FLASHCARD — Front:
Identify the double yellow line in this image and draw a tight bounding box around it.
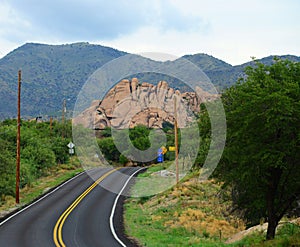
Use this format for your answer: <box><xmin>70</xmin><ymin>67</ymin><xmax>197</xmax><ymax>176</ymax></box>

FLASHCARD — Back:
<box><xmin>53</xmin><ymin>168</ymin><xmax>119</xmax><ymax>247</ymax></box>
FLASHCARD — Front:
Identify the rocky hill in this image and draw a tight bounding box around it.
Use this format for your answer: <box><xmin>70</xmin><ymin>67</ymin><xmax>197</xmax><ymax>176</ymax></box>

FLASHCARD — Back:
<box><xmin>73</xmin><ymin>78</ymin><xmax>218</xmax><ymax>129</ymax></box>
<box><xmin>0</xmin><ymin>42</ymin><xmax>299</xmax><ymax>119</ymax></box>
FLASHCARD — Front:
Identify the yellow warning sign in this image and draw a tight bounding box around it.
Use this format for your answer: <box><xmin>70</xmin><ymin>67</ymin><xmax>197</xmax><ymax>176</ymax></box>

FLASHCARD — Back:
<box><xmin>161</xmin><ymin>146</ymin><xmax>168</xmax><ymax>154</ymax></box>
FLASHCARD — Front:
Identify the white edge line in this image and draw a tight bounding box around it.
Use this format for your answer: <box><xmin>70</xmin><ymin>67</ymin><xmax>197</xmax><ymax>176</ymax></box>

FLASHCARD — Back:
<box><xmin>0</xmin><ymin>170</ymin><xmax>87</xmax><ymax>226</ymax></box>
<box><xmin>109</xmin><ymin>167</ymin><xmax>145</xmax><ymax>247</ymax></box>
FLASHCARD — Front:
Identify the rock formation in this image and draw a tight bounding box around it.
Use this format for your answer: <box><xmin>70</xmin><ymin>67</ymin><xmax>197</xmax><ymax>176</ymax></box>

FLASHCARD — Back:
<box><xmin>73</xmin><ymin>78</ymin><xmax>218</xmax><ymax>129</ymax></box>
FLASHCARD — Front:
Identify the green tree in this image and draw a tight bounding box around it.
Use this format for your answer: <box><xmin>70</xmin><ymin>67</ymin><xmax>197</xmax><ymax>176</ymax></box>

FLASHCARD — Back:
<box><xmin>195</xmin><ymin>103</ymin><xmax>211</xmax><ymax>167</ymax></box>
<box><xmin>50</xmin><ymin>137</ymin><xmax>70</xmax><ymax>164</ymax></box>
<box><xmin>97</xmin><ymin>125</ymin><xmax>165</xmax><ymax>164</ymax></box>
<box><xmin>22</xmin><ymin>144</ymin><xmax>56</xmax><ymax>177</ymax></box>
<box><xmin>97</xmin><ymin>137</ymin><xmax>120</xmax><ymax>162</ymax></box>
<box><xmin>52</xmin><ymin>120</ymin><xmax>72</xmax><ymax>139</ymax></box>
<box><xmin>220</xmin><ymin>59</ymin><xmax>300</xmax><ymax>240</ymax></box>
<box><xmin>129</xmin><ymin>125</ymin><xmax>151</xmax><ymax>151</ymax></box>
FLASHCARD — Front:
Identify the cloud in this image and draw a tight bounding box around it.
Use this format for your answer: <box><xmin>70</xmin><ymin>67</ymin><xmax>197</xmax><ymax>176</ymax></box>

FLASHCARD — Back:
<box><xmin>5</xmin><ymin>0</ymin><xmax>145</xmax><ymax>40</ymax></box>
<box><xmin>0</xmin><ymin>0</ymin><xmax>299</xmax><ymax>64</ymax></box>
<box><xmin>141</xmin><ymin>0</ymin><xmax>209</xmax><ymax>33</ymax></box>
<box><xmin>4</xmin><ymin>0</ymin><xmax>205</xmax><ymax>41</ymax></box>
<box><xmin>0</xmin><ymin>2</ymin><xmax>32</xmax><ymax>42</ymax></box>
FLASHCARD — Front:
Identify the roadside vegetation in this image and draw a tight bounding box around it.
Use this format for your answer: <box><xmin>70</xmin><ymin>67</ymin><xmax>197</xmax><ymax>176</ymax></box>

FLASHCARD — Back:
<box><xmin>0</xmin><ymin>58</ymin><xmax>299</xmax><ymax>245</ymax></box>
<box><xmin>233</xmin><ymin>222</ymin><xmax>300</xmax><ymax>247</ymax></box>
<box><xmin>97</xmin><ymin>124</ymin><xmax>178</xmax><ymax>166</ymax></box>
<box><xmin>123</xmin><ymin>58</ymin><xmax>300</xmax><ymax>246</ymax></box>
<box><xmin>218</xmin><ymin>58</ymin><xmax>300</xmax><ymax>240</ymax></box>
<box><xmin>124</xmin><ymin>165</ymin><xmax>244</xmax><ymax>246</ymax></box>
<box><xmin>124</xmin><ymin>165</ymin><xmax>300</xmax><ymax>246</ymax></box>
<box><xmin>0</xmin><ymin>157</ymin><xmax>82</xmax><ymax>214</ymax></box>
<box><xmin>0</xmin><ymin>119</ymin><xmax>82</xmax><ymax>210</ymax></box>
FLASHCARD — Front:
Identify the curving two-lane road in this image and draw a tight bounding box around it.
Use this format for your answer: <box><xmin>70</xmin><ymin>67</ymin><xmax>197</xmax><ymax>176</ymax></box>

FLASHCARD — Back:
<box><xmin>0</xmin><ymin>167</ymin><xmax>142</xmax><ymax>247</ymax></box>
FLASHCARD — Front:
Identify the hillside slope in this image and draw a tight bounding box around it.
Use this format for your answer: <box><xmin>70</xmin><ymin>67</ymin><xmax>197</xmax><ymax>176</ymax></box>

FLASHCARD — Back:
<box><xmin>184</xmin><ymin>54</ymin><xmax>300</xmax><ymax>89</ymax></box>
<box><xmin>0</xmin><ymin>42</ymin><xmax>126</xmax><ymax>118</ymax></box>
<box><xmin>0</xmin><ymin>42</ymin><xmax>299</xmax><ymax>119</ymax></box>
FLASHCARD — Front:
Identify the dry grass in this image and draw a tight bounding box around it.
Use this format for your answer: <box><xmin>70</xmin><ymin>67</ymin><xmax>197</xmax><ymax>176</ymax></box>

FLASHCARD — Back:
<box><xmin>158</xmin><ymin>179</ymin><xmax>244</xmax><ymax>239</ymax></box>
<box><xmin>125</xmin><ymin>173</ymin><xmax>246</xmax><ymax>245</ymax></box>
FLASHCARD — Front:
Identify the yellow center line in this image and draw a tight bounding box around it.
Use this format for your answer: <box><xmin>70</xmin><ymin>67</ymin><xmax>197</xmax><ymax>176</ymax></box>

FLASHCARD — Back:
<box><xmin>53</xmin><ymin>168</ymin><xmax>120</xmax><ymax>247</ymax></box>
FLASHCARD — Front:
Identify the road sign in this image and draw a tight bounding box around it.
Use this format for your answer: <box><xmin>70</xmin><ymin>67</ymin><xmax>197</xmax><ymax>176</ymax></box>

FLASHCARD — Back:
<box><xmin>161</xmin><ymin>146</ymin><xmax>167</xmax><ymax>154</ymax></box>
<box><xmin>169</xmin><ymin>146</ymin><xmax>175</xmax><ymax>151</ymax></box>
<box><xmin>67</xmin><ymin>142</ymin><xmax>75</xmax><ymax>149</ymax></box>
<box><xmin>157</xmin><ymin>148</ymin><xmax>164</xmax><ymax>163</ymax></box>
<box><xmin>67</xmin><ymin>142</ymin><xmax>75</xmax><ymax>155</ymax></box>
<box><xmin>157</xmin><ymin>155</ymin><xmax>163</xmax><ymax>163</ymax></box>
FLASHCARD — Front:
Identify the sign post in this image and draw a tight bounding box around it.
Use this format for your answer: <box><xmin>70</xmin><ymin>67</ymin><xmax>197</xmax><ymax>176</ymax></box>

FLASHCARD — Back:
<box><xmin>157</xmin><ymin>148</ymin><xmax>164</xmax><ymax>163</ymax></box>
<box><xmin>67</xmin><ymin>142</ymin><xmax>75</xmax><ymax>155</ymax></box>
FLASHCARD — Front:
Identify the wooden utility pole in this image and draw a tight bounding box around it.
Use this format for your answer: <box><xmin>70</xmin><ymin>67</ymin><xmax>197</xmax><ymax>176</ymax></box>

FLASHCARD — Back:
<box><xmin>62</xmin><ymin>99</ymin><xmax>66</xmax><ymax>139</ymax></box>
<box><xmin>16</xmin><ymin>70</ymin><xmax>21</xmax><ymax>204</ymax></box>
<box><xmin>62</xmin><ymin>99</ymin><xmax>66</xmax><ymax>124</ymax></box>
<box><xmin>50</xmin><ymin>116</ymin><xmax>53</xmax><ymax>136</ymax></box>
<box><xmin>174</xmin><ymin>96</ymin><xmax>179</xmax><ymax>183</ymax></box>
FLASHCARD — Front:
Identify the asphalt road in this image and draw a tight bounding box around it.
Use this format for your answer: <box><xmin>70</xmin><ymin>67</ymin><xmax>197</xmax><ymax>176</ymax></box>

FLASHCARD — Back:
<box><xmin>0</xmin><ymin>167</ymin><xmax>142</xmax><ymax>247</ymax></box>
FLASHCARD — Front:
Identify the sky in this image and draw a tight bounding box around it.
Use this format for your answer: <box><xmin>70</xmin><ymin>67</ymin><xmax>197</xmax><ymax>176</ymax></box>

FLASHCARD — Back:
<box><xmin>0</xmin><ymin>0</ymin><xmax>299</xmax><ymax>65</ymax></box>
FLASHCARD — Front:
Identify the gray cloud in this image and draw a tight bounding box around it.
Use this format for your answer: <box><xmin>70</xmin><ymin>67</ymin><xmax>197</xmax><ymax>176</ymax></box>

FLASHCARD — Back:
<box><xmin>6</xmin><ymin>0</ymin><xmax>204</xmax><ymax>41</ymax></box>
<box><xmin>3</xmin><ymin>0</ymin><xmax>298</xmax><ymax>64</ymax></box>
<box><xmin>8</xmin><ymin>0</ymin><xmax>147</xmax><ymax>40</ymax></box>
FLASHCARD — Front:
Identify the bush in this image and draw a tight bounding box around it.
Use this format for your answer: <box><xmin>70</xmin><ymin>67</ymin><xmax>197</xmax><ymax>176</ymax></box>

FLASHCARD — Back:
<box><xmin>22</xmin><ymin>145</ymin><xmax>56</xmax><ymax>177</ymax></box>
<box><xmin>0</xmin><ymin>119</ymin><xmax>73</xmax><ymax>200</ymax></box>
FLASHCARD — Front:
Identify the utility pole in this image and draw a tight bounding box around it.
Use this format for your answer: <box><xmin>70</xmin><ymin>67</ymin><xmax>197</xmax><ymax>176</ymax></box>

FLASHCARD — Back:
<box><xmin>174</xmin><ymin>96</ymin><xmax>179</xmax><ymax>183</ymax></box>
<box><xmin>50</xmin><ymin>116</ymin><xmax>53</xmax><ymax>136</ymax></box>
<box><xmin>16</xmin><ymin>70</ymin><xmax>21</xmax><ymax>204</ymax></box>
<box><xmin>62</xmin><ymin>99</ymin><xmax>66</xmax><ymax>139</ymax></box>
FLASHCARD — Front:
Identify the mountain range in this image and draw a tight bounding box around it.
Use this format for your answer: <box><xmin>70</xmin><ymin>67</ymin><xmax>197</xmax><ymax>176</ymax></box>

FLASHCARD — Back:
<box><xmin>0</xmin><ymin>42</ymin><xmax>299</xmax><ymax>119</ymax></box>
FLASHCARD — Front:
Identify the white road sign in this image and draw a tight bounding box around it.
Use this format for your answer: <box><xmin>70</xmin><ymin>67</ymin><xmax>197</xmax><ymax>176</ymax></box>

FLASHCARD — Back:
<box><xmin>67</xmin><ymin>142</ymin><xmax>75</xmax><ymax>149</ymax></box>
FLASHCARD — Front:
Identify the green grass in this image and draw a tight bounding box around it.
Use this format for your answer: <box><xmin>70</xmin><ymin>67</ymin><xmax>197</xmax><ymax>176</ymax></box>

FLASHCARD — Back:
<box><xmin>21</xmin><ymin>168</ymin><xmax>83</xmax><ymax>204</ymax></box>
<box><xmin>124</xmin><ymin>164</ymin><xmax>243</xmax><ymax>246</ymax></box>
<box><xmin>138</xmin><ymin>163</ymin><xmax>168</xmax><ymax>178</ymax></box>
<box><xmin>232</xmin><ymin>223</ymin><xmax>300</xmax><ymax>247</ymax></box>
<box><xmin>130</xmin><ymin>163</ymin><xmax>177</xmax><ymax>197</ymax></box>
<box><xmin>125</xmin><ymin>197</ymin><xmax>229</xmax><ymax>247</ymax></box>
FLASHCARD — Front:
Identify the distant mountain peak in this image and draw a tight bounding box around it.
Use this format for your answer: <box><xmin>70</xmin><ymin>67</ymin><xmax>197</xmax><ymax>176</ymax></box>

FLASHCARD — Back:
<box><xmin>182</xmin><ymin>53</ymin><xmax>233</xmax><ymax>71</ymax></box>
